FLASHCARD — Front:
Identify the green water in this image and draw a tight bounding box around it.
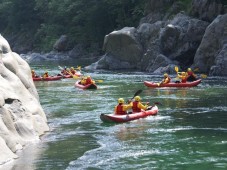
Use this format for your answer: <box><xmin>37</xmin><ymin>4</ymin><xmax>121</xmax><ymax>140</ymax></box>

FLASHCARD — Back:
<box><xmin>10</xmin><ymin>64</ymin><xmax>227</xmax><ymax>170</ymax></box>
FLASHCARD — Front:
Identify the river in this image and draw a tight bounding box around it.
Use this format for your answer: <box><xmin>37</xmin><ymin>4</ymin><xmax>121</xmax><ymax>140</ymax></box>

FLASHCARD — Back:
<box><xmin>4</xmin><ymin>63</ymin><xmax>227</xmax><ymax>170</ymax></box>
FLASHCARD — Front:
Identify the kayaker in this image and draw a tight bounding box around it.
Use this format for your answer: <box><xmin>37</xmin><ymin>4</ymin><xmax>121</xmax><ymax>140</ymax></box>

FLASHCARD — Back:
<box><xmin>186</xmin><ymin>68</ymin><xmax>197</xmax><ymax>81</ymax></box>
<box><xmin>80</xmin><ymin>76</ymin><xmax>87</xmax><ymax>85</ymax></box>
<box><xmin>84</xmin><ymin>76</ymin><xmax>95</xmax><ymax>85</ymax></box>
<box><xmin>70</xmin><ymin>67</ymin><xmax>76</xmax><ymax>74</ymax></box>
<box><xmin>177</xmin><ymin>72</ymin><xmax>188</xmax><ymax>83</ymax></box>
<box><xmin>159</xmin><ymin>73</ymin><xmax>171</xmax><ymax>86</ymax></box>
<box><xmin>42</xmin><ymin>72</ymin><xmax>49</xmax><ymax>78</ymax></box>
<box><xmin>130</xmin><ymin>96</ymin><xmax>149</xmax><ymax>112</ymax></box>
<box><xmin>61</xmin><ymin>66</ymin><xmax>69</xmax><ymax>75</ymax></box>
<box><xmin>114</xmin><ymin>98</ymin><xmax>132</xmax><ymax>115</ymax></box>
<box><xmin>31</xmin><ymin>70</ymin><xmax>38</xmax><ymax>78</ymax></box>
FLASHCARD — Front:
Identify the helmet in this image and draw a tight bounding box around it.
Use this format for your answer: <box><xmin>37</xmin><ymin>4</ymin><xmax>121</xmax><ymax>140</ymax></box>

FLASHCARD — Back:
<box><xmin>187</xmin><ymin>68</ymin><xmax>191</xmax><ymax>71</ymax></box>
<box><xmin>134</xmin><ymin>96</ymin><xmax>141</xmax><ymax>102</ymax></box>
<box><xmin>71</xmin><ymin>67</ymin><xmax>74</xmax><ymax>70</ymax></box>
<box><xmin>182</xmin><ymin>72</ymin><xmax>186</xmax><ymax>75</ymax></box>
<box><xmin>164</xmin><ymin>73</ymin><xmax>168</xmax><ymax>77</ymax></box>
<box><xmin>118</xmin><ymin>98</ymin><xmax>124</xmax><ymax>104</ymax></box>
<box><xmin>32</xmin><ymin>70</ymin><xmax>35</xmax><ymax>73</ymax></box>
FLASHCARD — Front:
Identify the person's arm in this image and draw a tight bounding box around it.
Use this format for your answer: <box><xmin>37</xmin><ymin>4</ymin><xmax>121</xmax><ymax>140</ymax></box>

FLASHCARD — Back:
<box><xmin>138</xmin><ymin>102</ymin><xmax>148</xmax><ymax>110</ymax></box>
<box><xmin>123</xmin><ymin>104</ymin><xmax>132</xmax><ymax>111</ymax></box>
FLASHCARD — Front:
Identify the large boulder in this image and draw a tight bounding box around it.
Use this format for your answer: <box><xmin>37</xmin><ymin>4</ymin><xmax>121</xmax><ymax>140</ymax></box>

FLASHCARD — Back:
<box><xmin>86</xmin><ymin>27</ymin><xmax>143</xmax><ymax>70</ymax></box>
<box><xmin>159</xmin><ymin>13</ymin><xmax>209</xmax><ymax>68</ymax></box>
<box><xmin>0</xmin><ymin>35</ymin><xmax>49</xmax><ymax>165</ymax></box>
<box><xmin>192</xmin><ymin>14</ymin><xmax>227</xmax><ymax>76</ymax></box>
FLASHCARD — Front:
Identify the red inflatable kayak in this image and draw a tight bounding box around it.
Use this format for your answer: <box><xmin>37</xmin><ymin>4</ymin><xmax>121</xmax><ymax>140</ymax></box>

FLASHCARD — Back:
<box><xmin>74</xmin><ymin>80</ymin><xmax>97</xmax><ymax>89</ymax></box>
<box><xmin>100</xmin><ymin>105</ymin><xmax>158</xmax><ymax>123</ymax></box>
<box><xmin>144</xmin><ymin>79</ymin><xmax>202</xmax><ymax>88</ymax></box>
<box><xmin>33</xmin><ymin>75</ymin><xmax>62</xmax><ymax>81</ymax></box>
<box><xmin>63</xmin><ymin>72</ymin><xmax>82</xmax><ymax>78</ymax></box>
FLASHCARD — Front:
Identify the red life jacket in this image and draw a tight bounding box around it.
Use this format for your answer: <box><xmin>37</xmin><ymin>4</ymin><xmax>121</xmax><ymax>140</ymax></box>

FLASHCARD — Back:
<box><xmin>116</xmin><ymin>104</ymin><xmax>126</xmax><ymax>115</ymax></box>
<box><xmin>132</xmin><ymin>101</ymin><xmax>141</xmax><ymax>112</ymax></box>
<box><xmin>86</xmin><ymin>77</ymin><xmax>92</xmax><ymax>85</ymax></box>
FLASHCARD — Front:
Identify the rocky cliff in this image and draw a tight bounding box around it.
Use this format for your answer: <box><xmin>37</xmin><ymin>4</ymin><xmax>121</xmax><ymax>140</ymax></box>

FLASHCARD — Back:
<box><xmin>0</xmin><ymin>35</ymin><xmax>49</xmax><ymax>165</ymax></box>
<box><xmin>85</xmin><ymin>0</ymin><xmax>227</xmax><ymax>76</ymax></box>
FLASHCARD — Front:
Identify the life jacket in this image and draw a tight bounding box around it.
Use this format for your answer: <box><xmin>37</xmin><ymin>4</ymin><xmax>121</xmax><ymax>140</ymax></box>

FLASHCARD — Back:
<box><xmin>70</xmin><ymin>69</ymin><xmax>76</xmax><ymax>74</ymax></box>
<box><xmin>132</xmin><ymin>101</ymin><xmax>141</xmax><ymax>112</ymax></box>
<box><xmin>32</xmin><ymin>72</ymin><xmax>36</xmax><ymax>78</ymax></box>
<box><xmin>165</xmin><ymin>76</ymin><xmax>171</xmax><ymax>83</ymax></box>
<box><xmin>181</xmin><ymin>76</ymin><xmax>187</xmax><ymax>83</ymax></box>
<box><xmin>116</xmin><ymin>104</ymin><xmax>126</xmax><ymax>115</ymax></box>
<box><xmin>86</xmin><ymin>77</ymin><xmax>92</xmax><ymax>84</ymax></box>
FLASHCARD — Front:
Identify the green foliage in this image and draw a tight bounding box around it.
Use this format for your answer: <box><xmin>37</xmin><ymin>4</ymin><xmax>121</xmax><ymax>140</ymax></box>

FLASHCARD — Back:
<box><xmin>1</xmin><ymin>0</ymin><xmax>147</xmax><ymax>52</ymax></box>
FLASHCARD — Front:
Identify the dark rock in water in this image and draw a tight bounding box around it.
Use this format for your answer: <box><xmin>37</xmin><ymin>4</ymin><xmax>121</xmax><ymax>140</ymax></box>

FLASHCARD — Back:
<box><xmin>192</xmin><ymin>14</ymin><xmax>227</xmax><ymax>76</ymax></box>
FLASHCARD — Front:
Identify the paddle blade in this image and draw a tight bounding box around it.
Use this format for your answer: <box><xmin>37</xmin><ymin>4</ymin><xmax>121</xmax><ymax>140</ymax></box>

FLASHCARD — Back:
<box><xmin>96</xmin><ymin>80</ymin><xmax>103</xmax><ymax>83</ymax></box>
<box><xmin>201</xmin><ymin>74</ymin><xmax>207</xmax><ymax>78</ymax></box>
<box><xmin>175</xmin><ymin>66</ymin><xmax>179</xmax><ymax>72</ymax></box>
<box><xmin>76</xmin><ymin>66</ymin><xmax>81</xmax><ymax>71</ymax></box>
<box><xmin>193</xmin><ymin>68</ymin><xmax>199</xmax><ymax>72</ymax></box>
<box><xmin>154</xmin><ymin>102</ymin><xmax>162</xmax><ymax>105</ymax></box>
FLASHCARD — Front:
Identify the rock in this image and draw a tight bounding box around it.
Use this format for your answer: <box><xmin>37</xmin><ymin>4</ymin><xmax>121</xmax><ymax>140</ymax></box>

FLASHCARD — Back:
<box><xmin>0</xmin><ymin>35</ymin><xmax>49</xmax><ymax>165</ymax></box>
<box><xmin>159</xmin><ymin>13</ymin><xmax>209</xmax><ymax>68</ymax></box>
<box><xmin>88</xmin><ymin>27</ymin><xmax>143</xmax><ymax>70</ymax></box>
<box><xmin>53</xmin><ymin>35</ymin><xmax>68</xmax><ymax>52</ymax></box>
<box><xmin>192</xmin><ymin>14</ymin><xmax>227</xmax><ymax>76</ymax></box>
<box><xmin>191</xmin><ymin>0</ymin><xmax>225</xmax><ymax>22</ymax></box>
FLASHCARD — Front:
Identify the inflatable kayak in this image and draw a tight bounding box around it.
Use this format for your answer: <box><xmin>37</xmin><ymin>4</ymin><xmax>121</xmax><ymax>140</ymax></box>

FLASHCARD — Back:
<box><xmin>74</xmin><ymin>80</ymin><xmax>97</xmax><ymax>89</ymax></box>
<box><xmin>144</xmin><ymin>79</ymin><xmax>202</xmax><ymax>88</ymax></box>
<box><xmin>100</xmin><ymin>105</ymin><xmax>158</xmax><ymax>123</ymax></box>
<box><xmin>63</xmin><ymin>72</ymin><xmax>82</xmax><ymax>78</ymax></box>
<box><xmin>33</xmin><ymin>75</ymin><xmax>62</xmax><ymax>81</ymax></box>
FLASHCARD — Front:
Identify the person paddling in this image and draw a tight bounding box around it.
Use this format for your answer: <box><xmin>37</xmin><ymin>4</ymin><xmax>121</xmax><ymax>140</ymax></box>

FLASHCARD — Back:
<box><xmin>158</xmin><ymin>73</ymin><xmax>171</xmax><ymax>86</ymax></box>
<box><xmin>42</xmin><ymin>72</ymin><xmax>49</xmax><ymax>78</ymax></box>
<box><xmin>114</xmin><ymin>98</ymin><xmax>132</xmax><ymax>115</ymax></box>
<box><xmin>130</xmin><ymin>96</ymin><xmax>149</xmax><ymax>112</ymax></box>
<box><xmin>177</xmin><ymin>72</ymin><xmax>188</xmax><ymax>83</ymax></box>
<box><xmin>186</xmin><ymin>68</ymin><xmax>197</xmax><ymax>81</ymax></box>
<box><xmin>31</xmin><ymin>70</ymin><xmax>38</xmax><ymax>78</ymax></box>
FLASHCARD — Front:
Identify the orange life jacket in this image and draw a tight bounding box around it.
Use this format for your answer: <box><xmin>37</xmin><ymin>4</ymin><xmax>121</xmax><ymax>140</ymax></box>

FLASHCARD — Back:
<box><xmin>116</xmin><ymin>104</ymin><xmax>126</xmax><ymax>115</ymax></box>
<box><xmin>132</xmin><ymin>101</ymin><xmax>141</xmax><ymax>112</ymax></box>
<box><xmin>165</xmin><ymin>76</ymin><xmax>171</xmax><ymax>83</ymax></box>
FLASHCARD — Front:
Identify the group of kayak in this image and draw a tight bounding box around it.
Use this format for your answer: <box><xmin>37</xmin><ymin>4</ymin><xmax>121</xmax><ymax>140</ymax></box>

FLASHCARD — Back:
<box><xmin>32</xmin><ymin>66</ymin><xmax>203</xmax><ymax>123</ymax></box>
<box><xmin>101</xmin><ymin>67</ymin><xmax>203</xmax><ymax>123</ymax></box>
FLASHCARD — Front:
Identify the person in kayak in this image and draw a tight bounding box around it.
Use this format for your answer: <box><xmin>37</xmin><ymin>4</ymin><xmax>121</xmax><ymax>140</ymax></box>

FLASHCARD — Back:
<box><xmin>177</xmin><ymin>72</ymin><xmax>188</xmax><ymax>83</ymax></box>
<box><xmin>70</xmin><ymin>67</ymin><xmax>76</xmax><ymax>74</ymax></box>
<box><xmin>158</xmin><ymin>73</ymin><xmax>171</xmax><ymax>86</ymax></box>
<box><xmin>130</xmin><ymin>96</ymin><xmax>149</xmax><ymax>112</ymax></box>
<box><xmin>42</xmin><ymin>72</ymin><xmax>49</xmax><ymax>78</ymax></box>
<box><xmin>114</xmin><ymin>98</ymin><xmax>132</xmax><ymax>115</ymax></box>
<box><xmin>80</xmin><ymin>76</ymin><xmax>95</xmax><ymax>85</ymax></box>
<box><xmin>31</xmin><ymin>70</ymin><xmax>39</xmax><ymax>78</ymax></box>
<box><xmin>186</xmin><ymin>68</ymin><xmax>197</xmax><ymax>81</ymax></box>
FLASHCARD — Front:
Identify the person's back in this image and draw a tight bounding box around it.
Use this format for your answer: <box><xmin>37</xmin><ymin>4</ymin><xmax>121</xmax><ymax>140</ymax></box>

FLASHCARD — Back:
<box><xmin>115</xmin><ymin>98</ymin><xmax>131</xmax><ymax>115</ymax></box>
<box><xmin>43</xmin><ymin>72</ymin><xmax>49</xmax><ymax>78</ymax></box>
<box><xmin>187</xmin><ymin>68</ymin><xmax>197</xmax><ymax>81</ymax></box>
<box><xmin>131</xmin><ymin>96</ymin><xmax>148</xmax><ymax>112</ymax></box>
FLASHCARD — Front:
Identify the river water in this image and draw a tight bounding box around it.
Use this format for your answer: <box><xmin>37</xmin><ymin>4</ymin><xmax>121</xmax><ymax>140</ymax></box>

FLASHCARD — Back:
<box><xmin>6</xmin><ymin>63</ymin><xmax>227</xmax><ymax>170</ymax></box>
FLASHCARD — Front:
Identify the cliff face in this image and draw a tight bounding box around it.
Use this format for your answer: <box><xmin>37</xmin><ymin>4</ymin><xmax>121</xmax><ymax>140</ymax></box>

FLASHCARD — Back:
<box><xmin>0</xmin><ymin>35</ymin><xmax>49</xmax><ymax>165</ymax></box>
<box><xmin>85</xmin><ymin>0</ymin><xmax>227</xmax><ymax>76</ymax></box>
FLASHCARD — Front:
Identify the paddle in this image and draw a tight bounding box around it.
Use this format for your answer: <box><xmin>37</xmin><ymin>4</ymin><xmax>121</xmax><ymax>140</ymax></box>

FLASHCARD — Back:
<box><xmin>175</xmin><ymin>66</ymin><xmax>207</xmax><ymax>79</ymax></box>
<box><xmin>130</xmin><ymin>89</ymin><xmax>143</xmax><ymax>101</ymax></box>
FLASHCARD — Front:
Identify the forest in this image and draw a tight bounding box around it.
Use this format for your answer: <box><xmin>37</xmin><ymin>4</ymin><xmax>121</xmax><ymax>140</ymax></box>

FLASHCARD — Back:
<box><xmin>0</xmin><ymin>0</ymin><xmax>147</xmax><ymax>53</ymax></box>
